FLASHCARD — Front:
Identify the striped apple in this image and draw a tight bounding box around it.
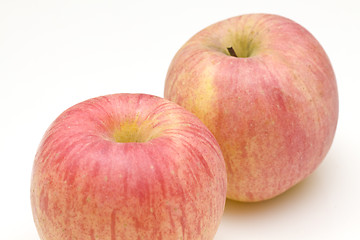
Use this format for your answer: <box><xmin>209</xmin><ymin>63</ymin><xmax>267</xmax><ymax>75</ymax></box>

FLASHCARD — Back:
<box><xmin>31</xmin><ymin>94</ymin><xmax>227</xmax><ymax>239</ymax></box>
<box><xmin>164</xmin><ymin>14</ymin><xmax>338</xmax><ymax>202</ymax></box>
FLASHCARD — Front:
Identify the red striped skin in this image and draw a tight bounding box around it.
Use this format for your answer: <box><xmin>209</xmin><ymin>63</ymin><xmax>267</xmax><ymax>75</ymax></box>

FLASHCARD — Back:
<box><xmin>31</xmin><ymin>94</ymin><xmax>227</xmax><ymax>239</ymax></box>
<box><xmin>164</xmin><ymin>14</ymin><xmax>338</xmax><ymax>202</ymax></box>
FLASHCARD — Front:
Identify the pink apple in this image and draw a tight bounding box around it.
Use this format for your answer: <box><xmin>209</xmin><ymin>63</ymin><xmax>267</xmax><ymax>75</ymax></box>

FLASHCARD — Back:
<box><xmin>164</xmin><ymin>14</ymin><xmax>338</xmax><ymax>202</ymax></box>
<box><xmin>31</xmin><ymin>94</ymin><xmax>227</xmax><ymax>239</ymax></box>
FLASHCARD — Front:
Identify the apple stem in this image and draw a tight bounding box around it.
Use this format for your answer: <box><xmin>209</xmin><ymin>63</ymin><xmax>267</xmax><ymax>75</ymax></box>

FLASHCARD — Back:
<box><xmin>227</xmin><ymin>47</ymin><xmax>238</xmax><ymax>57</ymax></box>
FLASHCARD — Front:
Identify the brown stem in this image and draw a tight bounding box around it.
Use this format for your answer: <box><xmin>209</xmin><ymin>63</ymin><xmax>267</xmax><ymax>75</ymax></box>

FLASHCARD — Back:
<box><xmin>227</xmin><ymin>47</ymin><xmax>237</xmax><ymax>57</ymax></box>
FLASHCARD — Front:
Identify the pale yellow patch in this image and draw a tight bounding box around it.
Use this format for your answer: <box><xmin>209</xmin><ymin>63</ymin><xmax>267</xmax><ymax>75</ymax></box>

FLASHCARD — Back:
<box><xmin>112</xmin><ymin>118</ymin><xmax>160</xmax><ymax>143</ymax></box>
<box><xmin>185</xmin><ymin>66</ymin><xmax>216</xmax><ymax>125</ymax></box>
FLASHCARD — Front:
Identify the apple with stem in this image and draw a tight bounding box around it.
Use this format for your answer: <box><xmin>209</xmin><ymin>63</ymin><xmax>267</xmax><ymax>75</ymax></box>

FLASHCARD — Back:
<box><xmin>164</xmin><ymin>14</ymin><xmax>338</xmax><ymax>202</ymax></box>
<box><xmin>31</xmin><ymin>94</ymin><xmax>227</xmax><ymax>239</ymax></box>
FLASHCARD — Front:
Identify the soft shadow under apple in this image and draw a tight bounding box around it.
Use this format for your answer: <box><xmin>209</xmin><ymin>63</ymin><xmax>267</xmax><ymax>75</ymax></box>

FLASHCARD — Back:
<box><xmin>223</xmin><ymin>167</ymin><xmax>325</xmax><ymax>218</ymax></box>
<box><xmin>214</xmin><ymin>150</ymin><xmax>340</xmax><ymax>240</ymax></box>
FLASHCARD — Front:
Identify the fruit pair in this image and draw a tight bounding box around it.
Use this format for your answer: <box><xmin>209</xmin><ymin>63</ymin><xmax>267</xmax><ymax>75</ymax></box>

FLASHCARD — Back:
<box><xmin>31</xmin><ymin>14</ymin><xmax>338</xmax><ymax>240</ymax></box>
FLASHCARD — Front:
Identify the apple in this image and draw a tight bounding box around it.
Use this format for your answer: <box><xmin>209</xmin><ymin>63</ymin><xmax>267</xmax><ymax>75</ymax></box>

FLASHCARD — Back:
<box><xmin>31</xmin><ymin>94</ymin><xmax>227</xmax><ymax>239</ymax></box>
<box><xmin>164</xmin><ymin>14</ymin><xmax>338</xmax><ymax>202</ymax></box>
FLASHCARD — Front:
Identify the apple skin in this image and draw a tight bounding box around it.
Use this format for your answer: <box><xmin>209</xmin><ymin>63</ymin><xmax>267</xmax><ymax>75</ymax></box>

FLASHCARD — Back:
<box><xmin>31</xmin><ymin>94</ymin><xmax>227</xmax><ymax>240</ymax></box>
<box><xmin>164</xmin><ymin>14</ymin><xmax>338</xmax><ymax>202</ymax></box>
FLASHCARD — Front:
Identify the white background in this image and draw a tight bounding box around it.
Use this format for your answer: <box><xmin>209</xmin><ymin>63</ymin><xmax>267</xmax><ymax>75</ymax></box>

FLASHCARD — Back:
<box><xmin>1</xmin><ymin>0</ymin><xmax>359</xmax><ymax>239</ymax></box>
